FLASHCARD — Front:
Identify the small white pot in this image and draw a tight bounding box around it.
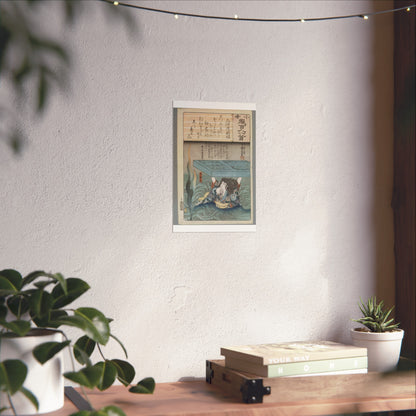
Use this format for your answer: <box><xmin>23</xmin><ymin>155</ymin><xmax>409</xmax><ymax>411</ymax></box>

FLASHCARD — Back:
<box><xmin>351</xmin><ymin>328</ymin><xmax>404</xmax><ymax>372</ymax></box>
<box><xmin>0</xmin><ymin>329</ymin><xmax>64</xmax><ymax>415</ymax></box>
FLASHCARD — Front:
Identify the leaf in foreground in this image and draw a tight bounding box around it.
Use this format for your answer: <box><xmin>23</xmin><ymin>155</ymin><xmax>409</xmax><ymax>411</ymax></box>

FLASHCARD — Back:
<box><xmin>64</xmin><ymin>366</ymin><xmax>102</xmax><ymax>389</ymax></box>
<box><xmin>54</xmin><ymin>307</ymin><xmax>109</xmax><ymax>346</ymax></box>
<box><xmin>33</xmin><ymin>340</ymin><xmax>71</xmax><ymax>364</ymax></box>
<box><xmin>51</xmin><ymin>278</ymin><xmax>90</xmax><ymax>309</ymax></box>
<box><xmin>110</xmin><ymin>359</ymin><xmax>135</xmax><ymax>386</ymax></box>
<box><xmin>0</xmin><ymin>269</ymin><xmax>22</xmax><ymax>292</ymax></box>
<box><xmin>128</xmin><ymin>377</ymin><xmax>155</xmax><ymax>394</ymax></box>
<box><xmin>74</xmin><ymin>335</ymin><xmax>96</xmax><ymax>365</ymax></box>
<box><xmin>75</xmin><ymin>308</ymin><xmax>110</xmax><ymax>345</ymax></box>
<box><xmin>0</xmin><ymin>359</ymin><xmax>27</xmax><ymax>395</ymax></box>
<box><xmin>94</xmin><ymin>361</ymin><xmax>117</xmax><ymax>391</ymax></box>
<box><xmin>69</xmin><ymin>405</ymin><xmax>126</xmax><ymax>416</ymax></box>
<box><xmin>20</xmin><ymin>386</ymin><xmax>39</xmax><ymax>411</ymax></box>
<box><xmin>0</xmin><ymin>319</ymin><xmax>31</xmax><ymax>336</ymax></box>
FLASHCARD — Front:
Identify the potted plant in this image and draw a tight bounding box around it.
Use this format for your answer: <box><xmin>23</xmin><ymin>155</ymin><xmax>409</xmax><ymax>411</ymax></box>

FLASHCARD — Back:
<box><xmin>0</xmin><ymin>269</ymin><xmax>155</xmax><ymax>416</ymax></box>
<box><xmin>351</xmin><ymin>296</ymin><xmax>404</xmax><ymax>372</ymax></box>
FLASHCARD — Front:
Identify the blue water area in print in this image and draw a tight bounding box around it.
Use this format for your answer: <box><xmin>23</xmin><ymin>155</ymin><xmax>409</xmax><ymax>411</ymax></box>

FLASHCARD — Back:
<box><xmin>183</xmin><ymin>175</ymin><xmax>251</xmax><ymax>222</ymax></box>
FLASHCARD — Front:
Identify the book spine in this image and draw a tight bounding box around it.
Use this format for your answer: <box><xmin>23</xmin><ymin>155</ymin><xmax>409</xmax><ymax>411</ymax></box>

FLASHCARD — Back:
<box><xmin>267</xmin><ymin>356</ymin><xmax>368</xmax><ymax>377</ymax></box>
<box><xmin>262</xmin><ymin>349</ymin><xmax>368</xmax><ymax>365</ymax></box>
<box><xmin>221</xmin><ymin>346</ymin><xmax>368</xmax><ymax>365</ymax></box>
<box><xmin>285</xmin><ymin>368</ymin><xmax>368</xmax><ymax>377</ymax></box>
<box><xmin>225</xmin><ymin>356</ymin><xmax>368</xmax><ymax>377</ymax></box>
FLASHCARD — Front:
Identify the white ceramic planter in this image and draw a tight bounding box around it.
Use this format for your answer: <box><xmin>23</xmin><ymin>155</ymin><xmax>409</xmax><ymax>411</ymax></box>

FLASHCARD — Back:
<box><xmin>0</xmin><ymin>329</ymin><xmax>64</xmax><ymax>415</ymax></box>
<box><xmin>351</xmin><ymin>328</ymin><xmax>404</xmax><ymax>372</ymax></box>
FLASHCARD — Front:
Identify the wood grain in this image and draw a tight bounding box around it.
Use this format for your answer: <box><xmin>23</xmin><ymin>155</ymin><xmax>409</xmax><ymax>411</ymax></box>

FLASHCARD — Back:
<box><xmin>49</xmin><ymin>365</ymin><xmax>415</xmax><ymax>416</ymax></box>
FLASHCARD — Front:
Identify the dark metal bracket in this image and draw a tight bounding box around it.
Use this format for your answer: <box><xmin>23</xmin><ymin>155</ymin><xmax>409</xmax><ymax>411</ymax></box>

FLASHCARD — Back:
<box><xmin>206</xmin><ymin>360</ymin><xmax>214</xmax><ymax>383</ymax></box>
<box><xmin>240</xmin><ymin>378</ymin><xmax>271</xmax><ymax>403</ymax></box>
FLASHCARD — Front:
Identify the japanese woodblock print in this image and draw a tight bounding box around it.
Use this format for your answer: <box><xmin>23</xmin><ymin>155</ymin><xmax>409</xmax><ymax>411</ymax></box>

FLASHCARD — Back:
<box><xmin>174</xmin><ymin>105</ymin><xmax>255</xmax><ymax>227</ymax></box>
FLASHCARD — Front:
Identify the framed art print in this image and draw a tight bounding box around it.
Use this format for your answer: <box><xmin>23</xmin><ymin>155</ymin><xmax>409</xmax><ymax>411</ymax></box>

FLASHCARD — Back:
<box><xmin>173</xmin><ymin>101</ymin><xmax>256</xmax><ymax>232</ymax></box>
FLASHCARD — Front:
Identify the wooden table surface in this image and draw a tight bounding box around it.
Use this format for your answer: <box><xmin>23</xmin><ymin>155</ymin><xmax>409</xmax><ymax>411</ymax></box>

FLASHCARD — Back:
<box><xmin>51</xmin><ymin>371</ymin><xmax>416</xmax><ymax>416</ymax></box>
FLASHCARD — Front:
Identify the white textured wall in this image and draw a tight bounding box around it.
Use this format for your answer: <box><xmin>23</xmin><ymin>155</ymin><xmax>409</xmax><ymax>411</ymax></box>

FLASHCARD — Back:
<box><xmin>0</xmin><ymin>1</ymin><xmax>394</xmax><ymax>383</ymax></box>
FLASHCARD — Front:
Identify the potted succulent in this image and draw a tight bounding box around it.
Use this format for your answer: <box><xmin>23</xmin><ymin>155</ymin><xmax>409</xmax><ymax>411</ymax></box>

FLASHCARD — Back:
<box><xmin>0</xmin><ymin>269</ymin><xmax>155</xmax><ymax>416</ymax></box>
<box><xmin>351</xmin><ymin>296</ymin><xmax>404</xmax><ymax>372</ymax></box>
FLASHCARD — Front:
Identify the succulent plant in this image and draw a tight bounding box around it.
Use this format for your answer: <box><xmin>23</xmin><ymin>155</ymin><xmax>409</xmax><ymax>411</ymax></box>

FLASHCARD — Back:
<box><xmin>353</xmin><ymin>296</ymin><xmax>400</xmax><ymax>333</ymax></box>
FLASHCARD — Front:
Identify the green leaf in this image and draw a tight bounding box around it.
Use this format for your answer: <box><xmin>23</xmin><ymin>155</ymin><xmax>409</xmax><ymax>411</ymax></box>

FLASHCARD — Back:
<box><xmin>52</xmin><ymin>273</ymin><xmax>67</xmax><ymax>294</ymax></box>
<box><xmin>94</xmin><ymin>361</ymin><xmax>117</xmax><ymax>391</ymax></box>
<box><xmin>7</xmin><ymin>295</ymin><xmax>30</xmax><ymax>318</ymax></box>
<box><xmin>47</xmin><ymin>309</ymin><xmax>69</xmax><ymax>328</ymax></box>
<box><xmin>29</xmin><ymin>290</ymin><xmax>53</xmax><ymax>326</ymax></box>
<box><xmin>19</xmin><ymin>386</ymin><xmax>39</xmax><ymax>411</ymax></box>
<box><xmin>23</xmin><ymin>271</ymin><xmax>68</xmax><ymax>294</ymax></box>
<box><xmin>33</xmin><ymin>340</ymin><xmax>70</xmax><ymax>364</ymax></box>
<box><xmin>97</xmin><ymin>406</ymin><xmax>127</xmax><ymax>416</ymax></box>
<box><xmin>33</xmin><ymin>280</ymin><xmax>55</xmax><ymax>290</ymax></box>
<box><xmin>0</xmin><ymin>319</ymin><xmax>31</xmax><ymax>336</ymax></box>
<box><xmin>64</xmin><ymin>366</ymin><xmax>102</xmax><ymax>389</ymax></box>
<box><xmin>51</xmin><ymin>278</ymin><xmax>90</xmax><ymax>309</ymax></box>
<box><xmin>0</xmin><ymin>276</ymin><xmax>19</xmax><ymax>296</ymax></box>
<box><xmin>69</xmin><ymin>407</ymin><xmax>126</xmax><ymax>416</ymax></box>
<box><xmin>73</xmin><ymin>350</ymin><xmax>92</xmax><ymax>368</ymax></box>
<box><xmin>110</xmin><ymin>359</ymin><xmax>135</xmax><ymax>386</ymax></box>
<box><xmin>74</xmin><ymin>335</ymin><xmax>96</xmax><ymax>365</ymax></box>
<box><xmin>0</xmin><ymin>303</ymin><xmax>7</xmax><ymax>321</ymax></box>
<box><xmin>68</xmin><ymin>412</ymin><xmax>91</xmax><ymax>416</ymax></box>
<box><xmin>0</xmin><ymin>359</ymin><xmax>27</xmax><ymax>395</ymax></box>
<box><xmin>74</xmin><ymin>308</ymin><xmax>110</xmax><ymax>345</ymax></box>
<box><xmin>22</xmin><ymin>270</ymin><xmax>50</xmax><ymax>287</ymax></box>
<box><xmin>0</xmin><ymin>270</ymin><xmax>22</xmax><ymax>291</ymax></box>
<box><xmin>383</xmin><ymin>306</ymin><xmax>394</xmax><ymax>321</ymax></box>
<box><xmin>54</xmin><ymin>309</ymin><xmax>109</xmax><ymax>345</ymax></box>
<box><xmin>128</xmin><ymin>377</ymin><xmax>155</xmax><ymax>394</ymax></box>
<box><xmin>29</xmin><ymin>289</ymin><xmax>53</xmax><ymax>317</ymax></box>
<box><xmin>52</xmin><ymin>315</ymin><xmax>89</xmax><ymax>333</ymax></box>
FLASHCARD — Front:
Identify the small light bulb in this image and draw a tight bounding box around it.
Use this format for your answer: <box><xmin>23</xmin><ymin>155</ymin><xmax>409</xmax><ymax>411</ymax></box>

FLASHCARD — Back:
<box><xmin>406</xmin><ymin>7</ymin><xmax>411</xmax><ymax>12</ymax></box>
<box><xmin>300</xmin><ymin>18</ymin><xmax>305</xmax><ymax>23</ymax></box>
<box><xmin>363</xmin><ymin>15</ymin><xmax>369</xmax><ymax>20</ymax></box>
<box><xmin>174</xmin><ymin>14</ymin><xmax>179</xmax><ymax>19</ymax></box>
<box><xmin>234</xmin><ymin>14</ymin><xmax>238</xmax><ymax>19</ymax></box>
<box><xmin>113</xmin><ymin>1</ymin><xmax>119</xmax><ymax>5</ymax></box>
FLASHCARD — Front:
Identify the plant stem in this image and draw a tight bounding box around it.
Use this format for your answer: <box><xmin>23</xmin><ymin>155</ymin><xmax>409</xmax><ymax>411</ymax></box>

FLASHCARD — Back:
<box><xmin>17</xmin><ymin>296</ymin><xmax>22</xmax><ymax>320</ymax></box>
<box><xmin>97</xmin><ymin>343</ymin><xmax>106</xmax><ymax>361</ymax></box>
<box><xmin>7</xmin><ymin>393</ymin><xmax>17</xmax><ymax>416</ymax></box>
<box><xmin>61</xmin><ymin>332</ymin><xmax>94</xmax><ymax>411</ymax></box>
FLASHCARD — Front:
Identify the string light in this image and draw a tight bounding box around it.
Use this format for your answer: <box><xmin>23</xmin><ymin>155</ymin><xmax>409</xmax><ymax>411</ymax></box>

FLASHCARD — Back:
<box><xmin>99</xmin><ymin>0</ymin><xmax>415</xmax><ymax>23</ymax></box>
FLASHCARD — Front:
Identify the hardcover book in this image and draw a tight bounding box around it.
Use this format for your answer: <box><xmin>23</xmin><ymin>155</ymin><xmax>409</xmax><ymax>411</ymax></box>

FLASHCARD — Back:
<box><xmin>285</xmin><ymin>368</ymin><xmax>368</xmax><ymax>377</ymax></box>
<box><xmin>220</xmin><ymin>341</ymin><xmax>367</xmax><ymax>366</ymax></box>
<box><xmin>224</xmin><ymin>355</ymin><xmax>368</xmax><ymax>377</ymax></box>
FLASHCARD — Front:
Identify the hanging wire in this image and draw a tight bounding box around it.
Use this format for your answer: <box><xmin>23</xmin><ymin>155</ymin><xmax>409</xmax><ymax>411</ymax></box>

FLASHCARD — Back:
<box><xmin>100</xmin><ymin>0</ymin><xmax>415</xmax><ymax>23</ymax></box>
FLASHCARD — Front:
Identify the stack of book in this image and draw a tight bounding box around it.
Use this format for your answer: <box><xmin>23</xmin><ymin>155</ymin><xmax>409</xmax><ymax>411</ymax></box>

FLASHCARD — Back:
<box><xmin>220</xmin><ymin>340</ymin><xmax>368</xmax><ymax>378</ymax></box>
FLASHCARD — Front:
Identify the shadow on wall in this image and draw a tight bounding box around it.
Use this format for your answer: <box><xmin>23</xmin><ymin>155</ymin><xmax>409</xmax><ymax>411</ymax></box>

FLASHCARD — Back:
<box><xmin>371</xmin><ymin>4</ymin><xmax>395</xmax><ymax>307</ymax></box>
<box><xmin>391</xmin><ymin>0</ymin><xmax>416</xmax><ymax>360</ymax></box>
<box><xmin>321</xmin><ymin>1</ymin><xmax>396</xmax><ymax>344</ymax></box>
